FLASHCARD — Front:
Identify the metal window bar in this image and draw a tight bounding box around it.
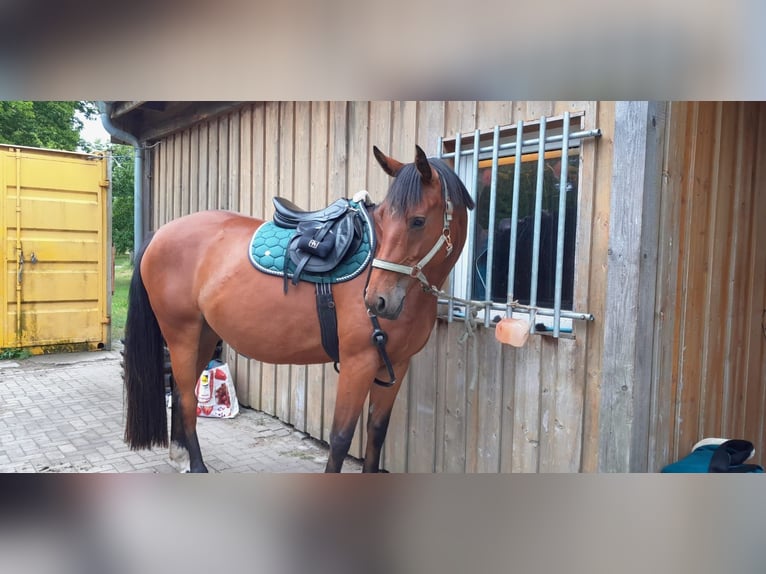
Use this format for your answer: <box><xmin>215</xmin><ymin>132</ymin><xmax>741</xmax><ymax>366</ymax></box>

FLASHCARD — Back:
<box><xmin>528</xmin><ymin>116</ymin><xmax>547</xmax><ymax>335</ymax></box>
<box><xmin>553</xmin><ymin>112</ymin><xmax>571</xmax><ymax>337</ymax></box>
<box><xmin>506</xmin><ymin>120</ymin><xmax>524</xmax><ymax>318</ymax></box>
<box><xmin>440</xmin><ymin>114</ymin><xmax>600</xmax><ymax>337</ymax></box>
<box><xmin>483</xmin><ymin>126</ymin><xmax>501</xmax><ymax>327</ymax></box>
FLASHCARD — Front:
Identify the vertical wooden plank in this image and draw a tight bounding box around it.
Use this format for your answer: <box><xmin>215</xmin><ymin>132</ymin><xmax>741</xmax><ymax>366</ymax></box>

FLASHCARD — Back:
<box><xmin>167</xmin><ymin>135</ymin><xmax>176</xmax><ymax>222</ymax></box>
<box><xmin>577</xmin><ymin>101</ymin><xmax>614</xmax><ymax>473</ymax></box>
<box><xmin>406</xmin><ymin>333</ymin><xmax>440</xmax><ymax>472</ymax></box>
<box><xmin>322</xmin><ymin>101</ymin><xmax>348</xmax><ymax>448</ymax></box>
<box><xmin>566</xmin><ymin>102</ymin><xmax>595</xmax><ymax>472</ymax></box>
<box><xmin>444</xmin><ymin>101</ymin><xmax>477</xmax><ymax>137</ymax></box>
<box><xmin>416</xmin><ymin>100</ymin><xmax>445</xmax><ymax>154</ymax></box>
<box><xmin>526</xmin><ymin>101</ymin><xmax>555</xmax><ymax>119</ymax></box>
<box><xmin>155</xmin><ymin>142</ymin><xmax>165</xmax><ymax>227</ymax></box>
<box><xmin>170</xmin><ymin>134</ymin><xmax>179</xmax><ymax>220</ymax></box>
<box><xmin>649</xmin><ymin>101</ymin><xmax>689</xmax><ymax>471</ymax></box>
<box><xmin>743</xmin><ymin>104</ymin><xmax>766</xmax><ymax>447</ymax></box>
<box><xmin>365</xmin><ymin>100</ymin><xmax>393</xmax><ymax>465</ymax></box>
<box><xmin>247</xmin><ymin>104</ymin><xmax>266</xmax><ymax>411</ymax></box>
<box><xmin>259</xmin><ymin>102</ymin><xmax>281</xmax><ymax>416</ymax></box>
<box><xmin>380</xmin><ymin>100</ymin><xmax>416</xmax><ymax>472</ymax></box>
<box><xmin>398</xmin><ymin>101</ymin><xmax>447</xmax><ymax>470</ymax></box>
<box><xmin>538</xmin><ymin>337</ymin><xmax>559</xmax><ymax>472</ymax></box>
<box><xmin>291</xmin><ymin>102</ymin><xmax>312</xmax><ymax>433</ymax></box>
<box><xmin>674</xmin><ymin>102</ymin><xmax>716</xmax><ymax>459</ymax></box>
<box><xmin>724</xmin><ymin>102</ymin><xmax>755</xmax><ymax>440</ymax></box>
<box><xmin>476</xmin><ymin>101</ymin><xmax>515</xmax><ymax>128</ymax></box>
<box><xmin>197</xmin><ymin>122</ymin><xmax>209</xmax><ymax>214</ymax></box>
<box><xmin>215</xmin><ymin>114</ymin><xmax>237</xmax><ymax>378</ymax></box>
<box><xmin>275</xmin><ymin>102</ymin><xmax>295</xmax><ymax>424</ymax></box>
<box><xmin>228</xmin><ymin>109</ymin><xmax>240</xmax><ymax>214</ymax></box>
<box><xmin>234</xmin><ymin>106</ymin><xmax>254</xmax><ymax>407</ymax></box>
<box><xmin>699</xmin><ymin>102</ymin><xmax>731</xmax><ymax>440</ymax></box>
<box><xmin>180</xmin><ymin>130</ymin><xmax>190</xmax><ymax>216</ymax></box>
<box><xmin>367</xmin><ymin>101</ymin><xmax>393</xmax><ymax>203</ymax></box>
<box><xmin>631</xmin><ymin>102</ymin><xmax>666</xmax><ymax>471</ymax></box>
<box><xmin>599</xmin><ymin>101</ymin><xmax>664</xmax><ymax>472</ymax></box>
<box><xmin>216</xmin><ymin>113</ymin><xmax>229</xmax><ymax>211</ymax></box>
<box><xmin>207</xmin><ymin>118</ymin><xmax>218</xmax><ymax>211</ymax></box>
<box><xmin>499</xmin><ymin>341</ymin><xmax>516</xmax><ymax>473</ymax></box>
<box><xmin>755</xmin><ymin>104</ymin><xmax>766</xmax><ymax>454</ymax></box>
<box><xmin>307</xmin><ymin>101</ymin><xmax>329</xmax><ymax>441</ymax></box>
<box><xmin>512</xmin><ymin>335</ymin><xmax>542</xmax><ymax>472</ymax></box>
<box><xmin>346</xmin><ymin>101</ymin><xmax>370</xmax><ymax>458</ymax></box>
<box><xmin>189</xmin><ymin>126</ymin><xmax>200</xmax><ymax>215</ymax></box>
<box><xmin>442</xmin><ymin>320</ymin><xmax>470</xmax><ymax>472</ymax></box>
<box><xmin>540</xmin><ymin>337</ymin><xmax>582</xmax><ymax>472</ymax></box>
<box><xmin>475</xmin><ymin>327</ymin><xmax>503</xmax><ymax>472</ymax></box>
<box><xmin>433</xmin><ymin>322</ymin><xmax>449</xmax><ymax>472</ymax></box>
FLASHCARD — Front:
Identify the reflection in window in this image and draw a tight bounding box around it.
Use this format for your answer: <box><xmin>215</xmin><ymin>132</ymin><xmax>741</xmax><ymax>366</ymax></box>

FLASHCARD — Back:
<box><xmin>472</xmin><ymin>150</ymin><xmax>578</xmax><ymax>310</ymax></box>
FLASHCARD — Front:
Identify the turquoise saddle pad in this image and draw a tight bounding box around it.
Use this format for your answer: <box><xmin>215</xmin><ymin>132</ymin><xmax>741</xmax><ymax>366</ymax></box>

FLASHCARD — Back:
<box><xmin>248</xmin><ymin>200</ymin><xmax>374</xmax><ymax>284</ymax></box>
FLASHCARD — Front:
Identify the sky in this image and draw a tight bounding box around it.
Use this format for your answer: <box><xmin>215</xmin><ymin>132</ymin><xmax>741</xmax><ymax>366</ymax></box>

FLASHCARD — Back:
<box><xmin>78</xmin><ymin>110</ymin><xmax>111</xmax><ymax>146</ymax></box>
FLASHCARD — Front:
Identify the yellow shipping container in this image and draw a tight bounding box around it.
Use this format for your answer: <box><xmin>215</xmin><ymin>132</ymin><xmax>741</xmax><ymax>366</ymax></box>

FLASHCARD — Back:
<box><xmin>0</xmin><ymin>144</ymin><xmax>111</xmax><ymax>354</ymax></box>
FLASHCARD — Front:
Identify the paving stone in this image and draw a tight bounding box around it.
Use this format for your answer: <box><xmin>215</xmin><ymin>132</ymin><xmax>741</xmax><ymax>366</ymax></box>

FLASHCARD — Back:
<box><xmin>2</xmin><ymin>347</ymin><xmax>363</xmax><ymax>473</ymax></box>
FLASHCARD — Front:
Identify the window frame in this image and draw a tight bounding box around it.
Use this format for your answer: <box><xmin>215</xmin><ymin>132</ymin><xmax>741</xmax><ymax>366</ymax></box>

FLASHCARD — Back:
<box><xmin>438</xmin><ymin>112</ymin><xmax>597</xmax><ymax>337</ymax></box>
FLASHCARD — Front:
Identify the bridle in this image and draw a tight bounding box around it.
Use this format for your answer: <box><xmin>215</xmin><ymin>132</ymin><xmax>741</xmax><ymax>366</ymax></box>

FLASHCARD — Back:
<box><xmin>369</xmin><ymin>178</ymin><xmax>454</xmax><ymax>296</ymax></box>
<box><xmin>365</xmin><ymin>175</ymin><xmax>455</xmax><ymax>388</ymax></box>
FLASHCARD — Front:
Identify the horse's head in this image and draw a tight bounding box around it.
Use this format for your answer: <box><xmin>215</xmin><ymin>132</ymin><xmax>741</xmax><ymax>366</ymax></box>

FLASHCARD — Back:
<box><xmin>365</xmin><ymin>145</ymin><xmax>474</xmax><ymax>320</ymax></box>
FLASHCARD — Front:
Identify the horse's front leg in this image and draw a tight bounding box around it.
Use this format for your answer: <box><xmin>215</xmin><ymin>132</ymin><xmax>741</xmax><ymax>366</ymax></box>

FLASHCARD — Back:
<box><xmin>325</xmin><ymin>360</ymin><xmax>378</xmax><ymax>473</ymax></box>
<box><xmin>362</xmin><ymin>361</ymin><xmax>409</xmax><ymax>473</ymax></box>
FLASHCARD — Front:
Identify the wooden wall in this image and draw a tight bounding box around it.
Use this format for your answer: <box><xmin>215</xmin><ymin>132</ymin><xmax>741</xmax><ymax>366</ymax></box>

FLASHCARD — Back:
<box><xmin>648</xmin><ymin>101</ymin><xmax>766</xmax><ymax>471</ymax></box>
<box><xmin>124</xmin><ymin>97</ymin><xmax>766</xmax><ymax>486</ymax></box>
<box><xmin>146</xmin><ymin>100</ymin><xmax>766</xmax><ymax>472</ymax></box>
<box><xmin>148</xmin><ymin>101</ymin><xmax>613</xmax><ymax>472</ymax></box>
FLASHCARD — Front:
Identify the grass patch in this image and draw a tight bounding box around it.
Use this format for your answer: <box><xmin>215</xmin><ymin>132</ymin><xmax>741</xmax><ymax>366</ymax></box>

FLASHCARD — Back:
<box><xmin>112</xmin><ymin>254</ymin><xmax>133</xmax><ymax>342</ymax></box>
<box><xmin>0</xmin><ymin>347</ymin><xmax>31</xmax><ymax>360</ymax></box>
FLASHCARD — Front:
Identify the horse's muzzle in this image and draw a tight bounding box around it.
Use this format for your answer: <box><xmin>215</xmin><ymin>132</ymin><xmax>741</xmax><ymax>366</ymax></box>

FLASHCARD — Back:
<box><xmin>364</xmin><ymin>291</ymin><xmax>405</xmax><ymax>320</ymax></box>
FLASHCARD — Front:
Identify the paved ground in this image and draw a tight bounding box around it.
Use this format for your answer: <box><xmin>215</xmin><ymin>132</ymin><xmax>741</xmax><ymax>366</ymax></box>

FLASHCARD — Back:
<box><xmin>0</xmin><ymin>343</ymin><xmax>362</xmax><ymax>473</ymax></box>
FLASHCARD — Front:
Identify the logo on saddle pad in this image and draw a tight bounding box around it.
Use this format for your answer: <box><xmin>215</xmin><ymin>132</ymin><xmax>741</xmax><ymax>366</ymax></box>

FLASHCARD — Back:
<box><xmin>248</xmin><ymin>198</ymin><xmax>374</xmax><ymax>287</ymax></box>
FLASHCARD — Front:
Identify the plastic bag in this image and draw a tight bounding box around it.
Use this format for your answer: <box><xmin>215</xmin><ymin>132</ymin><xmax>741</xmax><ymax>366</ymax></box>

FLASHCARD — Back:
<box><xmin>195</xmin><ymin>362</ymin><xmax>239</xmax><ymax>419</ymax></box>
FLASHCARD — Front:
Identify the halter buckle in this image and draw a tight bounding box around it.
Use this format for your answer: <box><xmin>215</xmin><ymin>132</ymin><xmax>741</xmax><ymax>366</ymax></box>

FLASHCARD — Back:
<box><xmin>443</xmin><ymin>228</ymin><xmax>453</xmax><ymax>256</ymax></box>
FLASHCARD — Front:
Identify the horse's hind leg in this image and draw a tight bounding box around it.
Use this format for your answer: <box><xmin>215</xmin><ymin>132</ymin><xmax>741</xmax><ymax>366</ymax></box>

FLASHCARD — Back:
<box><xmin>166</xmin><ymin>323</ymin><xmax>220</xmax><ymax>473</ymax></box>
<box><xmin>362</xmin><ymin>361</ymin><xmax>410</xmax><ymax>473</ymax></box>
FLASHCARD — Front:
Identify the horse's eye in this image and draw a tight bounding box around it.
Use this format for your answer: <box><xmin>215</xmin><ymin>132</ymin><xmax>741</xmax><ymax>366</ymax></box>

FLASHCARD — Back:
<box><xmin>410</xmin><ymin>216</ymin><xmax>426</xmax><ymax>229</ymax></box>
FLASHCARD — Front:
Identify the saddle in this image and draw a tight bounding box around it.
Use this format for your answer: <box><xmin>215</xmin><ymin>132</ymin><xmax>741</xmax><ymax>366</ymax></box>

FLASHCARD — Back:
<box><xmin>273</xmin><ymin>197</ymin><xmax>350</xmax><ymax>228</ymax></box>
<box><xmin>272</xmin><ymin>197</ymin><xmax>365</xmax><ymax>289</ymax></box>
<box><xmin>267</xmin><ymin>193</ymin><xmax>374</xmax><ymax>366</ymax></box>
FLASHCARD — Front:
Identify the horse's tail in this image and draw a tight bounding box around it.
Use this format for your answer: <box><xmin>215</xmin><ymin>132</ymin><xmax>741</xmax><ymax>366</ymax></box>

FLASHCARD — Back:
<box><xmin>123</xmin><ymin>234</ymin><xmax>168</xmax><ymax>450</ymax></box>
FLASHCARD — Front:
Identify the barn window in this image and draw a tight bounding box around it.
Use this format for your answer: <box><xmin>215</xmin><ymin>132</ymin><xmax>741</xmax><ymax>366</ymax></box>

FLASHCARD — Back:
<box><xmin>438</xmin><ymin>113</ymin><xmax>598</xmax><ymax>336</ymax></box>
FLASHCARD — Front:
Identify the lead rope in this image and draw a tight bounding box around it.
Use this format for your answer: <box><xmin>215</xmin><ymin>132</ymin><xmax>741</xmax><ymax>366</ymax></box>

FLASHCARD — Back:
<box><xmin>359</xmin><ymin>199</ymin><xmax>397</xmax><ymax>387</ymax></box>
<box><xmin>369</xmin><ymin>311</ymin><xmax>397</xmax><ymax>387</ymax></box>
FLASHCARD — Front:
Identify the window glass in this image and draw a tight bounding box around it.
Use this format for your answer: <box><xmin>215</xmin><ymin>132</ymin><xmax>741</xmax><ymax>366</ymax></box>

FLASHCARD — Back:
<box><xmin>472</xmin><ymin>149</ymin><xmax>579</xmax><ymax>310</ymax></box>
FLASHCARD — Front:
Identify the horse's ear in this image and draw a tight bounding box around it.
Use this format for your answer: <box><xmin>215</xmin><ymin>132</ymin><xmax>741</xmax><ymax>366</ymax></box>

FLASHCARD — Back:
<box><xmin>415</xmin><ymin>145</ymin><xmax>432</xmax><ymax>182</ymax></box>
<box><xmin>373</xmin><ymin>146</ymin><xmax>404</xmax><ymax>177</ymax></box>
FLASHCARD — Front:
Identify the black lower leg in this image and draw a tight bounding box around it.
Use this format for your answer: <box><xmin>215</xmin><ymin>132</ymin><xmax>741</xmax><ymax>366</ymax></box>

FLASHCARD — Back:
<box><xmin>325</xmin><ymin>426</ymin><xmax>355</xmax><ymax>473</ymax></box>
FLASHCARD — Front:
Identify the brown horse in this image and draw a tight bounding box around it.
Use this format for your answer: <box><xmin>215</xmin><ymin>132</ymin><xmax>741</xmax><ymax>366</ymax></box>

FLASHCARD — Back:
<box><xmin>122</xmin><ymin>145</ymin><xmax>474</xmax><ymax>472</ymax></box>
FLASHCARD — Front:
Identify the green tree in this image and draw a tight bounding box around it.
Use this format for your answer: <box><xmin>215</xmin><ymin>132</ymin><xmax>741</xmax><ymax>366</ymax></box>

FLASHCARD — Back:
<box><xmin>0</xmin><ymin>101</ymin><xmax>97</xmax><ymax>151</ymax></box>
<box><xmin>110</xmin><ymin>145</ymin><xmax>135</xmax><ymax>255</ymax></box>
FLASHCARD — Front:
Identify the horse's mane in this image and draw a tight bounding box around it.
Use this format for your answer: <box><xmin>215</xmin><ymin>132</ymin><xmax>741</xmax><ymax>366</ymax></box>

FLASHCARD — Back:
<box><xmin>385</xmin><ymin>157</ymin><xmax>475</xmax><ymax>214</ymax></box>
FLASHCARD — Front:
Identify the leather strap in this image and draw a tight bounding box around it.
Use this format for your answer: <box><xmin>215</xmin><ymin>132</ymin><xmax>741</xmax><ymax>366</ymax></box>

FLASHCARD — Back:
<box><xmin>369</xmin><ymin>312</ymin><xmax>396</xmax><ymax>387</ymax></box>
<box><xmin>315</xmin><ymin>283</ymin><xmax>340</xmax><ymax>364</ymax></box>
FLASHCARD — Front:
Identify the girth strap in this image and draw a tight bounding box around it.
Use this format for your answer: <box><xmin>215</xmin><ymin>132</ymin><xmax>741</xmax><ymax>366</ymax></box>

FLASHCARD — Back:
<box><xmin>315</xmin><ymin>283</ymin><xmax>340</xmax><ymax>366</ymax></box>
